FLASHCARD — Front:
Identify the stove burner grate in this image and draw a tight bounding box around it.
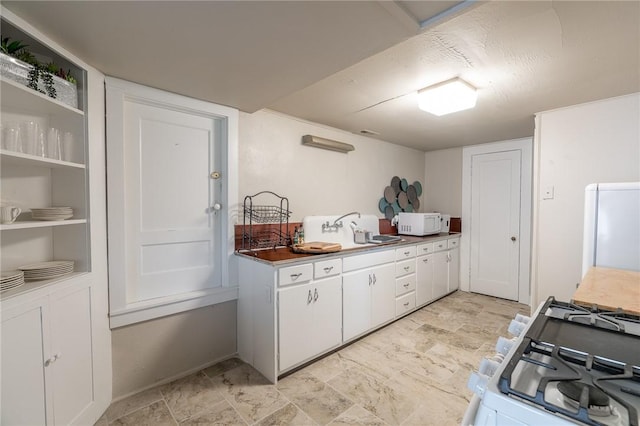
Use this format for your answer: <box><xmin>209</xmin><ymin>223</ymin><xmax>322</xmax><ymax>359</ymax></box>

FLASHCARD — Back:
<box><xmin>557</xmin><ymin>382</ymin><xmax>614</xmax><ymax>417</ymax></box>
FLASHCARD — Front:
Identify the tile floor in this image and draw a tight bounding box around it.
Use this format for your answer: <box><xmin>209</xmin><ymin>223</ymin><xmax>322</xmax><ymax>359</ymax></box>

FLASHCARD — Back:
<box><xmin>96</xmin><ymin>291</ymin><xmax>529</xmax><ymax>425</ymax></box>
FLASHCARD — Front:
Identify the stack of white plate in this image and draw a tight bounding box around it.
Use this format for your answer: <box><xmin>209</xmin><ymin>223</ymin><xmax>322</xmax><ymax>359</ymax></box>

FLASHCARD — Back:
<box><xmin>1</xmin><ymin>270</ymin><xmax>25</xmax><ymax>292</ymax></box>
<box><xmin>31</xmin><ymin>207</ymin><xmax>74</xmax><ymax>221</ymax></box>
<box><xmin>18</xmin><ymin>260</ymin><xmax>74</xmax><ymax>281</ymax></box>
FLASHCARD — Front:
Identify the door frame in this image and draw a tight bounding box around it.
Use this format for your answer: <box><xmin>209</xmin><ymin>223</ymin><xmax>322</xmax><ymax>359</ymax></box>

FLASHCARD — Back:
<box><xmin>461</xmin><ymin>137</ymin><xmax>532</xmax><ymax>305</ymax></box>
<box><xmin>105</xmin><ymin>77</ymin><xmax>239</xmax><ymax>327</ymax></box>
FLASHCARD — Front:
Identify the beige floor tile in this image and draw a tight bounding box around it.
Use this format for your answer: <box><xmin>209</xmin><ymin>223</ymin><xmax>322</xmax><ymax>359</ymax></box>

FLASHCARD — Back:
<box><xmin>210</xmin><ymin>363</ymin><xmax>289</xmax><ymax>424</ymax></box>
<box><xmin>277</xmin><ymin>371</ymin><xmax>353</xmax><ymax>425</ymax></box>
<box><xmin>255</xmin><ymin>402</ymin><xmax>318</xmax><ymax>426</ymax></box>
<box><xmin>159</xmin><ymin>371</ymin><xmax>225</xmax><ymax>422</ymax></box>
<box><xmin>104</xmin><ymin>387</ymin><xmax>164</xmax><ymax>422</ymax></box>
<box><xmin>110</xmin><ymin>400</ymin><xmax>176</xmax><ymax>425</ymax></box>
<box><xmin>328</xmin><ymin>405</ymin><xmax>388</xmax><ymax>425</ymax></box>
<box><xmin>328</xmin><ymin>369</ymin><xmax>419</xmax><ymax>425</ymax></box>
<box><xmin>179</xmin><ymin>400</ymin><xmax>247</xmax><ymax>425</ymax></box>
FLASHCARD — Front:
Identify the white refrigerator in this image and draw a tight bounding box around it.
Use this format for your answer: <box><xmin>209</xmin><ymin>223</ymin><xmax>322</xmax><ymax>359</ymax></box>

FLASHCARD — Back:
<box><xmin>582</xmin><ymin>182</ymin><xmax>640</xmax><ymax>276</ymax></box>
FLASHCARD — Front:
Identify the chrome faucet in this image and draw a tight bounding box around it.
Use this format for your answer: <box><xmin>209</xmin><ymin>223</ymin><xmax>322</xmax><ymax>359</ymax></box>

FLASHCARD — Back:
<box><xmin>333</xmin><ymin>211</ymin><xmax>361</xmax><ymax>228</ymax></box>
<box><xmin>321</xmin><ymin>211</ymin><xmax>361</xmax><ymax>232</ymax></box>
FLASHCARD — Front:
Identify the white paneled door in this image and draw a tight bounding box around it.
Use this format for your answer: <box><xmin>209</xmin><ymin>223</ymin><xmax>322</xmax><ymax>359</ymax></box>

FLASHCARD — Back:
<box><xmin>470</xmin><ymin>150</ymin><xmax>521</xmax><ymax>300</ymax></box>
<box><xmin>124</xmin><ymin>101</ymin><xmax>221</xmax><ymax>301</ymax></box>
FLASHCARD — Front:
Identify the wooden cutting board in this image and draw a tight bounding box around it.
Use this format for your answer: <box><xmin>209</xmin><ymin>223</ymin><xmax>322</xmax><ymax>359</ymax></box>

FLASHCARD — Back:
<box><xmin>292</xmin><ymin>242</ymin><xmax>342</xmax><ymax>254</ymax></box>
<box><xmin>573</xmin><ymin>267</ymin><xmax>640</xmax><ymax>315</ymax></box>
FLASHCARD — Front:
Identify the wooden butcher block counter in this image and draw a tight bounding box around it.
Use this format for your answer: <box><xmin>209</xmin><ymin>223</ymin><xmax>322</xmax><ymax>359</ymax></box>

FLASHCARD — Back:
<box><xmin>573</xmin><ymin>266</ymin><xmax>640</xmax><ymax>315</ymax></box>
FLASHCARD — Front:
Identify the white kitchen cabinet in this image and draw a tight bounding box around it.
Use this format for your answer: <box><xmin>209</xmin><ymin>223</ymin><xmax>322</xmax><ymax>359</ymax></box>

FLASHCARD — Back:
<box><xmin>432</xmin><ymin>237</ymin><xmax>461</xmax><ymax>300</ymax></box>
<box><xmin>448</xmin><ymin>245</ymin><xmax>460</xmax><ymax>292</ymax></box>
<box><xmin>416</xmin><ymin>253</ymin><xmax>434</xmax><ymax>306</ymax></box>
<box><xmin>278</xmin><ymin>276</ymin><xmax>341</xmax><ymax>371</ymax></box>
<box><xmin>432</xmin><ymin>250</ymin><xmax>450</xmax><ymax>300</ymax></box>
<box><xmin>1</xmin><ymin>277</ymin><xmax>99</xmax><ymax>425</ymax></box>
<box><xmin>343</xmin><ymin>262</ymin><xmax>395</xmax><ymax>341</ymax></box>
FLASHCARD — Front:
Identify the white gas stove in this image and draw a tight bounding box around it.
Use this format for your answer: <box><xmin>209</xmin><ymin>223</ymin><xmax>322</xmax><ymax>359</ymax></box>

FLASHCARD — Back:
<box><xmin>464</xmin><ymin>297</ymin><xmax>640</xmax><ymax>426</ymax></box>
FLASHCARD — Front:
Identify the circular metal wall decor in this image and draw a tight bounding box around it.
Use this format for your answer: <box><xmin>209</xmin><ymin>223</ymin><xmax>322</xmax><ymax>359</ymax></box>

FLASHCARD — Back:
<box><xmin>378</xmin><ymin>176</ymin><xmax>423</xmax><ymax>218</ymax></box>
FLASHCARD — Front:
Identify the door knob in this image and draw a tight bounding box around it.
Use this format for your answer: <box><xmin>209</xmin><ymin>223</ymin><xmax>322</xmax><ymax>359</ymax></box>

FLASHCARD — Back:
<box><xmin>511</xmin><ymin>236</ymin><xmax>517</xmax><ymax>241</ymax></box>
<box><xmin>212</xmin><ymin>203</ymin><xmax>222</xmax><ymax>211</ymax></box>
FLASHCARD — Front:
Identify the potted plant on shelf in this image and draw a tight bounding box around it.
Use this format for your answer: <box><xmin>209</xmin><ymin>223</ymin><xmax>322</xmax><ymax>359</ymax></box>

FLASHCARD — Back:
<box><xmin>0</xmin><ymin>35</ymin><xmax>78</xmax><ymax>108</ymax></box>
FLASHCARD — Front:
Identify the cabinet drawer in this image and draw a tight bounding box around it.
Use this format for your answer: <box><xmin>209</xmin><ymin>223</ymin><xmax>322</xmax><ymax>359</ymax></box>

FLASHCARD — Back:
<box><xmin>447</xmin><ymin>238</ymin><xmax>459</xmax><ymax>249</ymax></box>
<box><xmin>396</xmin><ymin>259</ymin><xmax>415</xmax><ymax>277</ymax></box>
<box><xmin>279</xmin><ymin>263</ymin><xmax>313</xmax><ymax>286</ymax></box>
<box><xmin>416</xmin><ymin>242</ymin><xmax>434</xmax><ymax>255</ymax></box>
<box><xmin>314</xmin><ymin>258</ymin><xmax>342</xmax><ymax>279</ymax></box>
<box><xmin>433</xmin><ymin>240</ymin><xmax>448</xmax><ymax>252</ymax></box>
<box><xmin>396</xmin><ymin>292</ymin><xmax>416</xmax><ymax>317</ymax></box>
<box><xmin>343</xmin><ymin>249</ymin><xmax>395</xmax><ymax>272</ymax></box>
<box><xmin>395</xmin><ymin>275</ymin><xmax>416</xmax><ymax>296</ymax></box>
<box><xmin>395</xmin><ymin>246</ymin><xmax>416</xmax><ymax>260</ymax></box>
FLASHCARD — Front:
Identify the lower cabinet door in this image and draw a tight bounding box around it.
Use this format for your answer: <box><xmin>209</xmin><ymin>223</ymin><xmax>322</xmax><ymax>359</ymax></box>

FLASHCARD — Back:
<box><xmin>370</xmin><ymin>263</ymin><xmax>396</xmax><ymax>328</ymax></box>
<box><xmin>49</xmin><ymin>284</ymin><xmax>95</xmax><ymax>425</ymax></box>
<box><xmin>278</xmin><ymin>283</ymin><xmax>314</xmax><ymax>371</ymax></box>
<box><xmin>416</xmin><ymin>254</ymin><xmax>433</xmax><ymax>306</ymax></box>
<box><xmin>1</xmin><ymin>300</ymin><xmax>50</xmax><ymax>426</ymax></box>
<box><xmin>432</xmin><ymin>251</ymin><xmax>449</xmax><ymax>300</ymax></box>
<box><xmin>342</xmin><ymin>268</ymin><xmax>373</xmax><ymax>341</ymax></box>
<box><xmin>448</xmin><ymin>248</ymin><xmax>460</xmax><ymax>292</ymax></box>
<box><xmin>311</xmin><ymin>276</ymin><xmax>342</xmax><ymax>355</ymax></box>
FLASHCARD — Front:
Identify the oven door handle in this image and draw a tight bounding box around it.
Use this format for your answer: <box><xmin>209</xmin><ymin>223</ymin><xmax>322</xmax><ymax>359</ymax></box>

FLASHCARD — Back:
<box><xmin>461</xmin><ymin>394</ymin><xmax>481</xmax><ymax>426</ymax></box>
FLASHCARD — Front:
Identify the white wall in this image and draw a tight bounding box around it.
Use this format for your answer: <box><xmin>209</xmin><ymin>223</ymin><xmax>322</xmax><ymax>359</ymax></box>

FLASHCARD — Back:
<box><xmin>111</xmin><ymin>301</ymin><xmax>236</xmax><ymax>398</ymax></box>
<box><xmin>424</xmin><ymin>147</ymin><xmax>463</xmax><ymax>216</ymax></box>
<box><xmin>532</xmin><ymin>93</ymin><xmax>640</xmax><ymax>307</ymax></box>
<box><xmin>238</xmin><ymin>110</ymin><xmax>426</xmax><ymax>221</ymax></box>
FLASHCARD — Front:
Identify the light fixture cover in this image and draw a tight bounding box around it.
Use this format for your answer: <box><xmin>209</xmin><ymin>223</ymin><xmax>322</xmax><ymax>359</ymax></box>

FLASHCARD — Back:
<box><xmin>418</xmin><ymin>77</ymin><xmax>477</xmax><ymax>116</ymax></box>
<box><xmin>301</xmin><ymin>135</ymin><xmax>355</xmax><ymax>153</ymax></box>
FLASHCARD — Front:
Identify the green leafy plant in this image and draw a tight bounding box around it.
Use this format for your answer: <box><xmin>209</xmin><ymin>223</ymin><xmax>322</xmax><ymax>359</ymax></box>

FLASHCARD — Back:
<box><xmin>2</xmin><ymin>35</ymin><xmax>75</xmax><ymax>99</ymax></box>
<box><xmin>1</xmin><ymin>36</ymin><xmax>28</xmax><ymax>55</ymax></box>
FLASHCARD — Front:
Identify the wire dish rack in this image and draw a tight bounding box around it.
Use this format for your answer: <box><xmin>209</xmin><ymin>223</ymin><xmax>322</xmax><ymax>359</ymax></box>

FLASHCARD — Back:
<box><xmin>241</xmin><ymin>191</ymin><xmax>290</xmax><ymax>251</ymax></box>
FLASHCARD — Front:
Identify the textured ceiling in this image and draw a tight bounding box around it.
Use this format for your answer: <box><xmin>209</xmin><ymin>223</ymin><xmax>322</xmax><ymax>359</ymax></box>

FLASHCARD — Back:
<box><xmin>3</xmin><ymin>1</ymin><xmax>639</xmax><ymax>151</ymax></box>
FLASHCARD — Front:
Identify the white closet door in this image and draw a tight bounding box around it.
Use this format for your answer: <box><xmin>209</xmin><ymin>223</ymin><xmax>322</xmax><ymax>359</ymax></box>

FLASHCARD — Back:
<box><xmin>470</xmin><ymin>150</ymin><xmax>521</xmax><ymax>300</ymax></box>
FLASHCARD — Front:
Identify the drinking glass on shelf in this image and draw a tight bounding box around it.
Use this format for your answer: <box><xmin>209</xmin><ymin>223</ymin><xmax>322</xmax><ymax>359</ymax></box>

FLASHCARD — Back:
<box><xmin>2</xmin><ymin>122</ymin><xmax>22</xmax><ymax>152</ymax></box>
<box><xmin>21</xmin><ymin>121</ymin><xmax>40</xmax><ymax>156</ymax></box>
<box><xmin>46</xmin><ymin>127</ymin><xmax>61</xmax><ymax>160</ymax></box>
<box><xmin>36</xmin><ymin>128</ymin><xmax>46</xmax><ymax>157</ymax></box>
<box><xmin>61</xmin><ymin>131</ymin><xmax>74</xmax><ymax>162</ymax></box>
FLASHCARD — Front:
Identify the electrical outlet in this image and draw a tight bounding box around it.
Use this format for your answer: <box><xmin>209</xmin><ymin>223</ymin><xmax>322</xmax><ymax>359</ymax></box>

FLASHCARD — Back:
<box><xmin>543</xmin><ymin>186</ymin><xmax>554</xmax><ymax>200</ymax></box>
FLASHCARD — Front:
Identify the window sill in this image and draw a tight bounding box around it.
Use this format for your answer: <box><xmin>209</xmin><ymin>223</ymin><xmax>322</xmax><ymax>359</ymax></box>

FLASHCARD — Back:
<box><xmin>109</xmin><ymin>286</ymin><xmax>238</xmax><ymax>329</ymax></box>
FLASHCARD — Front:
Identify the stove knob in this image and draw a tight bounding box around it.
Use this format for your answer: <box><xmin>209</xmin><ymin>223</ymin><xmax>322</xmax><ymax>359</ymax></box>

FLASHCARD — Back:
<box><xmin>478</xmin><ymin>358</ymin><xmax>500</xmax><ymax>377</ymax></box>
<box><xmin>495</xmin><ymin>336</ymin><xmax>515</xmax><ymax>355</ymax></box>
<box><xmin>467</xmin><ymin>372</ymin><xmax>489</xmax><ymax>397</ymax></box>
<box><xmin>515</xmin><ymin>314</ymin><xmax>530</xmax><ymax>324</ymax></box>
<box><xmin>508</xmin><ymin>319</ymin><xmax>527</xmax><ymax>337</ymax></box>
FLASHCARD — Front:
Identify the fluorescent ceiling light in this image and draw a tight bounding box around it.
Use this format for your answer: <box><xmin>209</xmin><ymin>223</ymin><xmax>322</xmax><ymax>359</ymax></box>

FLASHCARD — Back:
<box><xmin>301</xmin><ymin>135</ymin><xmax>355</xmax><ymax>153</ymax></box>
<box><xmin>417</xmin><ymin>77</ymin><xmax>477</xmax><ymax>116</ymax></box>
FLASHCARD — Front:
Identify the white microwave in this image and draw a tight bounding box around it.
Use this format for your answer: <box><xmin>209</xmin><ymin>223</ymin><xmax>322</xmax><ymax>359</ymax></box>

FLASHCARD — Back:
<box><xmin>397</xmin><ymin>212</ymin><xmax>442</xmax><ymax>236</ymax></box>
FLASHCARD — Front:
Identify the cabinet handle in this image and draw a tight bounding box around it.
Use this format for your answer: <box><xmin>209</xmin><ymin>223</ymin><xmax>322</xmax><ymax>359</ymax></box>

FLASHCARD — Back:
<box><xmin>404</xmin><ymin>251</ymin><xmax>410</xmax><ymax>256</ymax></box>
<box><xmin>423</xmin><ymin>258</ymin><xmax>429</xmax><ymax>263</ymax></box>
<box><xmin>307</xmin><ymin>289</ymin><xmax>313</xmax><ymax>304</ymax></box>
<box><xmin>323</xmin><ymin>266</ymin><xmax>333</xmax><ymax>274</ymax></box>
<box><xmin>447</xmin><ymin>253</ymin><xmax>451</xmax><ymax>262</ymax></box>
<box><xmin>372</xmin><ymin>274</ymin><xmax>377</xmax><ymax>285</ymax></box>
<box><xmin>314</xmin><ymin>288</ymin><xmax>319</xmax><ymax>302</ymax></box>
<box><xmin>291</xmin><ymin>273</ymin><xmax>302</xmax><ymax>280</ymax></box>
<box><xmin>404</xmin><ymin>266</ymin><xmax>410</xmax><ymax>272</ymax></box>
<box><xmin>369</xmin><ymin>274</ymin><xmax>372</xmax><ymax>286</ymax></box>
<box><xmin>403</xmin><ymin>283</ymin><xmax>410</xmax><ymax>288</ymax></box>
<box><xmin>404</xmin><ymin>302</ymin><xmax>410</xmax><ymax>307</ymax></box>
